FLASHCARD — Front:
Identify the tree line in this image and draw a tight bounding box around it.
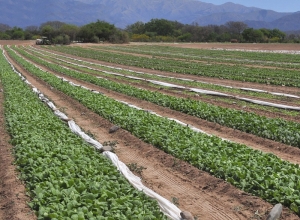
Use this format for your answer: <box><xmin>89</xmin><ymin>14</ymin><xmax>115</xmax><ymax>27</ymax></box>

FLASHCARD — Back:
<box><xmin>0</xmin><ymin>19</ymin><xmax>299</xmax><ymax>44</ymax></box>
<box><xmin>126</xmin><ymin>19</ymin><xmax>294</xmax><ymax>43</ymax></box>
<box><xmin>0</xmin><ymin>20</ymin><xmax>129</xmax><ymax>44</ymax></box>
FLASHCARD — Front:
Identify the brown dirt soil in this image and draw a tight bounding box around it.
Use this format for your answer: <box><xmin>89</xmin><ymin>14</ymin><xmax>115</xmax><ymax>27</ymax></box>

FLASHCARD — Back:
<box><xmin>2</xmin><ymin>41</ymin><xmax>300</xmax><ymax>219</ymax></box>
<box><xmin>0</xmin><ymin>40</ymin><xmax>35</xmax><ymax>46</ymax></box>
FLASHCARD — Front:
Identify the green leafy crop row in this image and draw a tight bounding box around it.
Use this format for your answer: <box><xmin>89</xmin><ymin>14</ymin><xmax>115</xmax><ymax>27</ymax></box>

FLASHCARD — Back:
<box><xmin>6</xmin><ymin>46</ymin><xmax>300</xmax><ymax>216</ymax></box>
<box><xmin>26</xmin><ymin>46</ymin><xmax>293</xmax><ymax>103</ymax></box>
<box><xmin>12</xmin><ymin>46</ymin><xmax>300</xmax><ymax>148</ymax></box>
<box><xmin>93</xmin><ymin>45</ymin><xmax>300</xmax><ymax>69</ymax></box>
<box><xmin>43</xmin><ymin>45</ymin><xmax>300</xmax><ymax>87</ymax></box>
<box><xmin>0</xmin><ymin>49</ymin><xmax>166</xmax><ymax>220</ymax></box>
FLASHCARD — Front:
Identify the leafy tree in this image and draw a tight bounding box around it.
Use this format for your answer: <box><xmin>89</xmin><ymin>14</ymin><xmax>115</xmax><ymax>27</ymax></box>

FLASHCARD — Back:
<box><xmin>24</xmin><ymin>31</ymin><xmax>33</xmax><ymax>40</ymax></box>
<box><xmin>91</xmin><ymin>35</ymin><xmax>100</xmax><ymax>43</ymax></box>
<box><xmin>109</xmin><ymin>30</ymin><xmax>129</xmax><ymax>43</ymax></box>
<box><xmin>144</xmin><ymin>19</ymin><xmax>175</xmax><ymax>36</ymax></box>
<box><xmin>242</xmin><ymin>28</ymin><xmax>264</xmax><ymax>42</ymax></box>
<box><xmin>125</xmin><ymin>21</ymin><xmax>145</xmax><ymax>35</ymax></box>
<box><xmin>226</xmin><ymin>21</ymin><xmax>248</xmax><ymax>40</ymax></box>
<box><xmin>12</xmin><ymin>31</ymin><xmax>24</xmax><ymax>40</ymax></box>
<box><xmin>270</xmin><ymin>28</ymin><xmax>286</xmax><ymax>41</ymax></box>
<box><xmin>77</xmin><ymin>25</ymin><xmax>94</xmax><ymax>42</ymax></box>
<box><xmin>5</xmin><ymin>27</ymin><xmax>25</xmax><ymax>40</ymax></box>
<box><xmin>259</xmin><ymin>28</ymin><xmax>271</xmax><ymax>38</ymax></box>
<box><xmin>60</xmin><ymin>24</ymin><xmax>79</xmax><ymax>42</ymax></box>
<box><xmin>41</xmin><ymin>25</ymin><xmax>55</xmax><ymax>39</ymax></box>
<box><xmin>25</xmin><ymin>25</ymin><xmax>39</xmax><ymax>35</ymax></box>
<box><xmin>181</xmin><ymin>24</ymin><xmax>202</xmax><ymax>42</ymax></box>
<box><xmin>177</xmin><ymin>33</ymin><xmax>192</xmax><ymax>42</ymax></box>
<box><xmin>78</xmin><ymin>20</ymin><xmax>116</xmax><ymax>42</ymax></box>
<box><xmin>0</xmin><ymin>32</ymin><xmax>11</xmax><ymax>40</ymax></box>
<box><xmin>53</xmin><ymin>34</ymin><xmax>70</xmax><ymax>45</ymax></box>
<box><xmin>286</xmin><ymin>33</ymin><xmax>300</xmax><ymax>43</ymax></box>
<box><xmin>207</xmin><ymin>32</ymin><xmax>218</xmax><ymax>42</ymax></box>
<box><xmin>217</xmin><ymin>32</ymin><xmax>231</xmax><ymax>42</ymax></box>
<box><xmin>40</xmin><ymin>21</ymin><xmax>66</xmax><ymax>31</ymax></box>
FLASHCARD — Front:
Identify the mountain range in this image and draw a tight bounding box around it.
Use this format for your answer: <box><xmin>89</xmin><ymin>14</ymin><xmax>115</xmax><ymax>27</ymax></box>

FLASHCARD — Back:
<box><xmin>0</xmin><ymin>0</ymin><xmax>299</xmax><ymax>31</ymax></box>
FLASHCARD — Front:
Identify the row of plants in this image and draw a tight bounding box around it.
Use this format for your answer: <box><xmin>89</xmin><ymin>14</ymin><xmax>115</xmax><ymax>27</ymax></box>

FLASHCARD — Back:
<box><xmin>6</xmin><ymin>46</ymin><xmax>300</xmax><ymax>216</ymax></box>
<box><xmin>8</xmin><ymin>46</ymin><xmax>300</xmax><ymax>148</ymax></box>
<box><xmin>42</xmin><ymin>45</ymin><xmax>300</xmax><ymax>87</ymax></box>
<box><xmin>22</xmin><ymin>46</ymin><xmax>300</xmax><ymax>119</ymax></box>
<box><xmin>26</xmin><ymin>46</ymin><xmax>297</xmax><ymax>104</ymax></box>
<box><xmin>92</xmin><ymin>45</ymin><xmax>300</xmax><ymax>69</ymax></box>
<box><xmin>0</xmin><ymin>49</ymin><xmax>167</xmax><ymax>219</ymax></box>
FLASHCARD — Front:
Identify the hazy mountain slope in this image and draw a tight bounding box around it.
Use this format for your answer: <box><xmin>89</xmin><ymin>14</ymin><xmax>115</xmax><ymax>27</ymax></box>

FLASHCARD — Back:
<box><xmin>0</xmin><ymin>0</ymin><xmax>297</xmax><ymax>30</ymax></box>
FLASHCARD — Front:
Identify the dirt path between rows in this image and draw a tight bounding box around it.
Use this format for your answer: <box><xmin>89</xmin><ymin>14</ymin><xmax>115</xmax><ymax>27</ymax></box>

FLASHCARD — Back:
<box><xmin>4</xmin><ymin>47</ymin><xmax>300</xmax><ymax>219</ymax></box>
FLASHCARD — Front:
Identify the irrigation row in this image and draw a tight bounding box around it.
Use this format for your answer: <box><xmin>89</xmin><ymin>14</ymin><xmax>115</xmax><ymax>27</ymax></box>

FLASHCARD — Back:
<box><xmin>6</xmin><ymin>46</ymin><xmax>256</xmax><ymax>220</ymax></box>
<box><xmin>28</xmin><ymin>46</ymin><xmax>300</xmax><ymax>102</ymax></box>
<box><xmin>1</xmin><ymin>48</ymin><xmax>173</xmax><ymax>220</ymax></box>
<box><xmin>42</xmin><ymin>45</ymin><xmax>300</xmax><ymax>87</ymax></box>
<box><xmin>25</xmin><ymin>46</ymin><xmax>300</xmax><ymax>106</ymax></box>
<box><xmin>91</xmin><ymin>45</ymin><xmax>300</xmax><ymax>69</ymax></box>
<box><xmin>6</xmin><ymin>45</ymin><xmax>300</xmax><ymax>216</ymax></box>
<box><xmin>10</xmin><ymin>46</ymin><xmax>300</xmax><ymax>148</ymax></box>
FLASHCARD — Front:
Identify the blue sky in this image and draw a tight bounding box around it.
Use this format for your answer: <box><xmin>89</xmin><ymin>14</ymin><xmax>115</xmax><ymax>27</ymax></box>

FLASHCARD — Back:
<box><xmin>201</xmin><ymin>0</ymin><xmax>300</xmax><ymax>12</ymax></box>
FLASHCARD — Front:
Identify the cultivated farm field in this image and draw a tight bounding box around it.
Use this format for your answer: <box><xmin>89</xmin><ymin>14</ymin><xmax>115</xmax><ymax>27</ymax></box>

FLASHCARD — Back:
<box><xmin>1</xmin><ymin>41</ymin><xmax>300</xmax><ymax>219</ymax></box>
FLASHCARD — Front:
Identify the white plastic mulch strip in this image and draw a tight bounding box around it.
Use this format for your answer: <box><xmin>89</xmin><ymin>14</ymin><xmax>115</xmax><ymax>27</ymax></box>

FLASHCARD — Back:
<box><xmin>269</xmin><ymin>92</ymin><xmax>300</xmax><ymax>99</ymax></box>
<box><xmin>240</xmin><ymin>88</ymin><xmax>300</xmax><ymax>99</ymax></box>
<box><xmin>2</xmin><ymin>48</ymin><xmax>182</xmax><ymax>220</ymax></box>
<box><xmin>29</xmin><ymin>46</ymin><xmax>300</xmax><ymax>99</ymax></box>
<box><xmin>147</xmin><ymin>80</ymin><xmax>186</xmax><ymax>89</ymax></box>
<box><xmin>68</xmin><ymin>121</ymin><xmax>103</xmax><ymax>150</ymax></box>
<box><xmin>238</xmin><ymin>97</ymin><xmax>300</xmax><ymax>111</ymax></box>
<box><xmin>189</xmin><ymin>88</ymin><xmax>231</xmax><ymax>97</ymax></box>
<box><xmin>212</xmin><ymin>48</ymin><xmax>300</xmax><ymax>55</ymax></box>
<box><xmin>103</xmin><ymin>151</ymin><xmax>182</xmax><ymax>220</ymax></box>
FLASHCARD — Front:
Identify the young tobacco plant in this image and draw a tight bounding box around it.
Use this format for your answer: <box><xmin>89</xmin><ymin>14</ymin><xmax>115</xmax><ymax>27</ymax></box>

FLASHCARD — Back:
<box><xmin>6</xmin><ymin>46</ymin><xmax>300</xmax><ymax>216</ymax></box>
<box><xmin>0</xmin><ymin>49</ymin><xmax>167</xmax><ymax>220</ymax></box>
